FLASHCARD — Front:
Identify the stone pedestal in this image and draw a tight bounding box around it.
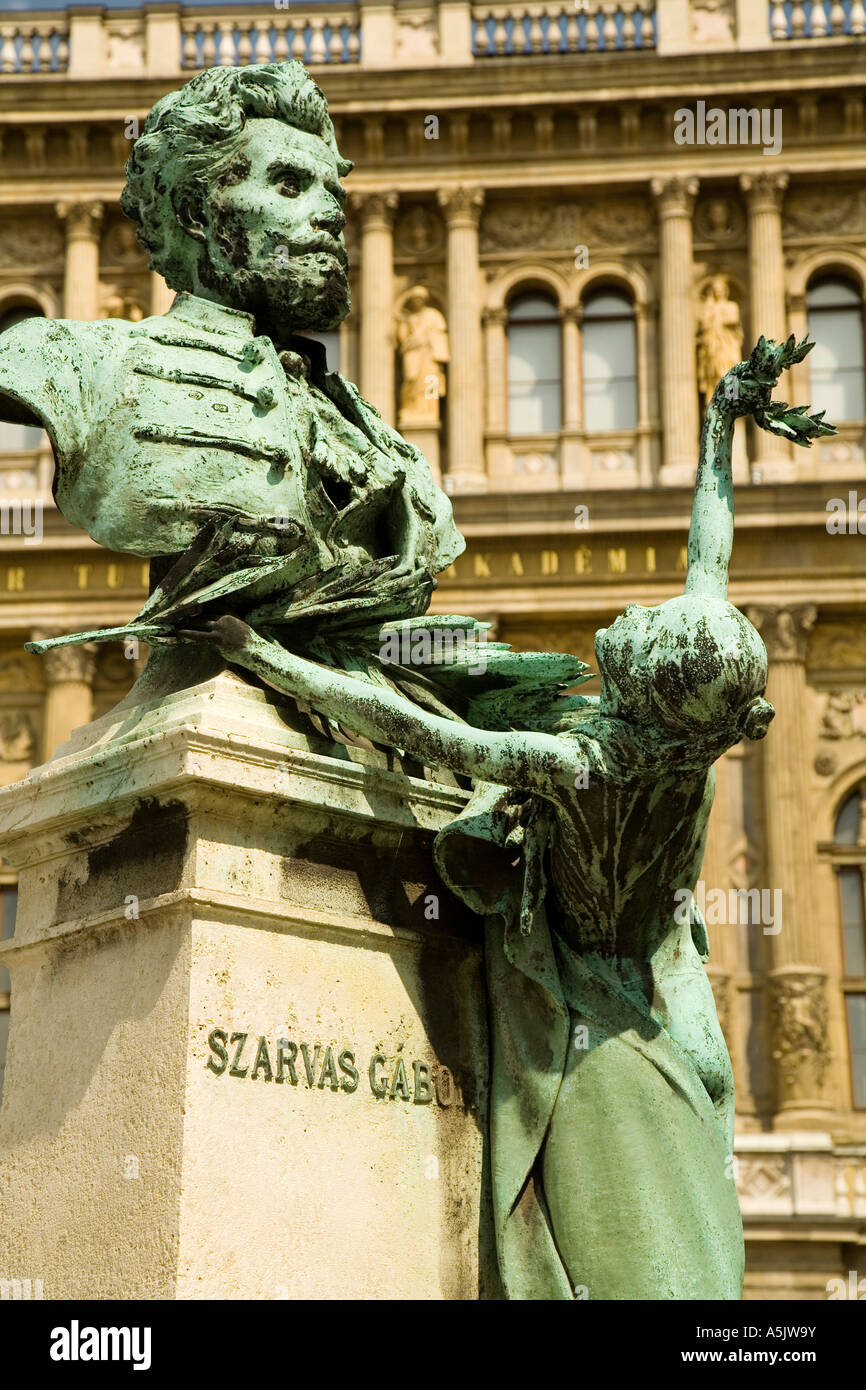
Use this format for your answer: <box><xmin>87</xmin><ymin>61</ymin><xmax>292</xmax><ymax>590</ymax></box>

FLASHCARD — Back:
<box><xmin>0</xmin><ymin>657</ymin><xmax>492</xmax><ymax>1299</ymax></box>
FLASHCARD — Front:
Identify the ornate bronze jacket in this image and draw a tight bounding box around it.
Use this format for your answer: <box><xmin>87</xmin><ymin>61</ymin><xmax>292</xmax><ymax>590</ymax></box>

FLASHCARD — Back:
<box><xmin>0</xmin><ymin>293</ymin><xmax>463</xmax><ymax>598</ymax></box>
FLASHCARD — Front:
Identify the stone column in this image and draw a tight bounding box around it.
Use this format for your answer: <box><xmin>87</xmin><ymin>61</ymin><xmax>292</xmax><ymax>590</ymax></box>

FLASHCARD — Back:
<box><xmin>560</xmin><ymin>304</ymin><xmax>584</xmax><ymax>487</ymax></box>
<box><xmin>651</xmin><ymin>177</ymin><xmax>699</xmax><ymax>483</ymax></box>
<box><xmin>739</xmin><ymin>172</ymin><xmax>792</xmax><ymax>478</ymax></box>
<box><xmin>57</xmin><ymin>202</ymin><xmax>103</xmax><ymax>321</ymax></box>
<box><xmin>482</xmin><ymin>307</ymin><xmax>510</xmax><ymax>488</ymax></box>
<box><xmin>151</xmin><ymin>271</ymin><xmax>175</xmax><ymax>316</ymax></box>
<box><xmin>561</xmin><ymin>305</ymin><xmax>582</xmax><ymax>431</ymax></box>
<box><xmin>438</xmin><ymin>187</ymin><xmax>486</xmax><ymax>492</ymax></box>
<box><xmin>356</xmin><ymin>191</ymin><xmax>398</xmax><ymax>424</ymax></box>
<box><xmin>34</xmin><ymin>640</ymin><xmax>96</xmax><ymax>762</ymax></box>
<box><xmin>746</xmin><ymin>603</ymin><xmax>832</xmax><ymax>1124</ymax></box>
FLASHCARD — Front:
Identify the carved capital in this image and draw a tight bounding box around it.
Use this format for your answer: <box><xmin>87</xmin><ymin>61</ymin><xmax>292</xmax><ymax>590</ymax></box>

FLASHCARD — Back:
<box><xmin>31</xmin><ymin>637</ymin><xmax>97</xmax><ymax>687</ymax></box>
<box><xmin>482</xmin><ymin>306</ymin><xmax>508</xmax><ymax>328</ymax></box>
<box><xmin>56</xmin><ymin>201</ymin><xmax>104</xmax><ymax>242</ymax></box>
<box><xmin>768</xmin><ymin>967</ymin><xmax>831</xmax><ymax>1108</ymax></box>
<box><xmin>650</xmin><ymin>175</ymin><xmax>699</xmax><ymax>219</ymax></box>
<box><xmin>437</xmin><ymin>186</ymin><xmax>485</xmax><ymax>229</ymax></box>
<box><xmin>350</xmin><ymin>191</ymin><xmax>399</xmax><ymax>231</ymax></box>
<box><xmin>739</xmin><ymin>171</ymin><xmax>789</xmax><ymax>213</ymax></box>
<box><xmin>745</xmin><ymin>604</ymin><xmax>817</xmax><ymax>662</ymax></box>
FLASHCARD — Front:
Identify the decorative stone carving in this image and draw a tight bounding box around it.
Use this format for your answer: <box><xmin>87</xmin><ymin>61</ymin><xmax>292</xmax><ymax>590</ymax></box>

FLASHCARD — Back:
<box><xmin>694</xmin><ymin>195</ymin><xmax>745</xmax><ymax>244</ymax></box>
<box><xmin>697</xmin><ymin>275</ymin><xmax>744</xmax><ymax>399</ymax></box>
<box><xmin>395</xmin><ymin>205</ymin><xmax>443</xmax><ymax>258</ymax></box>
<box><xmin>41</xmin><ymin>644</ymin><xmax>97</xmax><ymax>687</ymax></box>
<box><xmin>0</xmin><ymin>711</ymin><xmax>35</xmax><ymax>762</ymax></box>
<box><xmin>0</xmin><ymin>216</ymin><xmax>63</xmax><ymax>268</ymax></box>
<box><xmin>57</xmin><ymin>201</ymin><xmax>104</xmax><ymax>243</ymax></box>
<box><xmin>581</xmin><ymin>197</ymin><xmax>655</xmax><ymax>245</ymax></box>
<box><xmin>692</xmin><ymin>0</ymin><xmax>735</xmax><ymax>46</ymax></box>
<box><xmin>479</xmin><ymin>196</ymin><xmax>653</xmax><ymax>254</ymax></box>
<box><xmin>746</xmin><ymin>604</ymin><xmax>817</xmax><ymax>663</ymax></box>
<box><xmin>396</xmin><ymin>12</ymin><xmax>438</xmax><ymax>63</ymax></box>
<box><xmin>808</xmin><ymin>623</ymin><xmax>866</xmax><ymax>671</ymax></box>
<box><xmin>102</xmin><ymin>221</ymin><xmax>147</xmax><ymax>267</ymax></box>
<box><xmin>739</xmin><ymin>171</ymin><xmax>788</xmax><ymax>214</ymax></box>
<box><xmin>105</xmin><ymin>19</ymin><xmax>145</xmax><ymax>74</ymax></box>
<box><xmin>818</xmin><ymin>690</ymin><xmax>866</xmax><ymax>740</ymax></box>
<box><xmin>0</xmin><ymin>653</ymin><xmax>44</xmax><ymax>693</ymax></box>
<box><xmin>736</xmin><ymin>1155</ymin><xmax>792</xmax><ymax>1205</ymax></box>
<box><xmin>438</xmin><ymin>186</ymin><xmax>484</xmax><ymax>228</ymax></box>
<box><xmin>783</xmin><ymin>187</ymin><xmax>866</xmax><ymax>238</ymax></box>
<box><xmin>769</xmin><ymin>969</ymin><xmax>831</xmax><ymax>1105</ymax></box>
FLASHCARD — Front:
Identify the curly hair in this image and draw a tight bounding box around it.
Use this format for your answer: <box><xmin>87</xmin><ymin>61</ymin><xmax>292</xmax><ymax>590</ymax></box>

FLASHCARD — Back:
<box><xmin>121</xmin><ymin>61</ymin><xmax>352</xmax><ymax>290</ymax></box>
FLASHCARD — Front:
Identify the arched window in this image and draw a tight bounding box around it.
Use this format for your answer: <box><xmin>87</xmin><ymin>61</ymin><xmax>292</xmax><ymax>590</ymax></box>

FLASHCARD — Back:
<box><xmin>582</xmin><ymin>289</ymin><xmax>638</xmax><ymax>432</ymax></box>
<box><xmin>0</xmin><ymin>304</ymin><xmax>45</xmax><ymax>450</ymax></box>
<box><xmin>832</xmin><ymin>786</ymin><xmax>866</xmax><ymax>1108</ymax></box>
<box><xmin>806</xmin><ymin>277</ymin><xmax>865</xmax><ymax>423</ymax></box>
<box><xmin>507</xmin><ymin>291</ymin><xmax>561</xmax><ymax>435</ymax></box>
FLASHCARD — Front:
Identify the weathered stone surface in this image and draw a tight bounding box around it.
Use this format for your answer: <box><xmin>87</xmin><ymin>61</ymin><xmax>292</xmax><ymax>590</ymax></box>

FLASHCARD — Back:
<box><xmin>0</xmin><ymin>670</ymin><xmax>492</xmax><ymax>1299</ymax></box>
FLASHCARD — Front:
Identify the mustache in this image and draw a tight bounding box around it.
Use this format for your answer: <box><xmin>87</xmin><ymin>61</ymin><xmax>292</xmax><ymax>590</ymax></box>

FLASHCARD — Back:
<box><xmin>266</xmin><ymin>234</ymin><xmax>348</xmax><ymax>271</ymax></box>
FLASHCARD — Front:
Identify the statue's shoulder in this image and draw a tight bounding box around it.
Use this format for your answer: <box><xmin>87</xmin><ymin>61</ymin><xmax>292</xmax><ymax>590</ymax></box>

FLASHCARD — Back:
<box><xmin>0</xmin><ymin>315</ymin><xmax>129</xmax><ymax>461</ymax></box>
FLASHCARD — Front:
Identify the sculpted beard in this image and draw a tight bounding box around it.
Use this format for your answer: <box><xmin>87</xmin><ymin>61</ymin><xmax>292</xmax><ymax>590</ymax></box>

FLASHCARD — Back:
<box><xmin>201</xmin><ymin>212</ymin><xmax>349</xmax><ymax>333</ymax></box>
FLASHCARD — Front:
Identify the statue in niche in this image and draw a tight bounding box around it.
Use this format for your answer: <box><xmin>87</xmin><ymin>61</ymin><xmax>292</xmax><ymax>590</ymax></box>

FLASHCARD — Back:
<box><xmin>165</xmin><ymin>337</ymin><xmax>832</xmax><ymax>1299</ymax></box>
<box><xmin>697</xmin><ymin>274</ymin><xmax>743</xmax><ymax>400</ymax></box>
<box><xmin>397</xmin><ymin>287</ymin><xmax>449</xmax><ymax>424</ymax></box>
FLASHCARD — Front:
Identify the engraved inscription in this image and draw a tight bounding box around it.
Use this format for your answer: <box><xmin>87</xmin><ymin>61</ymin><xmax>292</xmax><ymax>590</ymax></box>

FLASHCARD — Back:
<box><xmin>206</xmin><ymin>1027</ymin><xmax>457</xmax><ymax>1107</ymax></box>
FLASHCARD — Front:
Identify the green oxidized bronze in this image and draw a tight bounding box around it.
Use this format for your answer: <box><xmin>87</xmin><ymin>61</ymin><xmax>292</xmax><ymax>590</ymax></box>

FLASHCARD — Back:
<box><xmin>0</xmin><ymin>59</ymin><xmax>838</xmax><ymax>1300</ymax></box>
<box><xmin>166</xmin><ymin>337</ymin><xmax>834</xmax><ymax>1301</ymax></box>
<box><xmin>0</xmin><ymin>61</ymin><xmax>462</xmax><ymax>652</ymax></box>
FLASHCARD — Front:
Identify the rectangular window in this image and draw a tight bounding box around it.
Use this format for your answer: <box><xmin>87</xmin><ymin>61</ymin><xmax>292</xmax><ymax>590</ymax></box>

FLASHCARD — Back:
<box><xmin>582</xmin><ymin>317</ymin><xmax>637</xmax><ymax>432</ymax></box>
<box><xmin>846</xmin><ymin>994</ymin><xmax>866</xmax><ymax>1110</ymax></box>
<box><xmin>839</xmin><ymin>867</ymin><xmax>866</xmax><ymax>977</ymax></box>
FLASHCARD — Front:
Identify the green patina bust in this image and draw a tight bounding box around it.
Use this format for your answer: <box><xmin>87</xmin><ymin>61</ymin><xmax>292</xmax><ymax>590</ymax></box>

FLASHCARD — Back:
<box><xmin>0</xmin><ymin>60</ymin><xmax>839</xmax><ymax>1301</ymax></box>
<box><xmin>0</xmin><ymin>62</ymin><xmax>461</xmax><ymax>627</ymax></box>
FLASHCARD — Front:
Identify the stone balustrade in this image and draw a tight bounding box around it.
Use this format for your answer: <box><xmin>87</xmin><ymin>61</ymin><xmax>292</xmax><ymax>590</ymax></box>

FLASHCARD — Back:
<box><xmin>471</xmin><ymin>2</ymin><xmax>655</xmax><ymax>57</ymax></box>
<box><xmin>0</xmin><ymin>18</ymin><xmax>69</xmax><ymax>74</ymax></box>
<box><xmin>770</xmin><ymin>0</ymin><xmax>866</xmax><ymax>41</ymax></box>
<box><xmin>2</xmin><ymin>0</ymin><xmax>862</xmax><ymax>78</ymax></box>
<box><xmin>181</xmin><ymin>7</ymin><xmax>361</xmax><ymax>70</ymax></box>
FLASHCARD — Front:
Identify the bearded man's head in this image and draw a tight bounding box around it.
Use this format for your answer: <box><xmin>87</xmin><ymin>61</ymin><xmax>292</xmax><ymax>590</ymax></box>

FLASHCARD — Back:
<box><xmin>121</xmin><ymin>61</ymin><xmax>352</xmax><ymax>336</ymax></box>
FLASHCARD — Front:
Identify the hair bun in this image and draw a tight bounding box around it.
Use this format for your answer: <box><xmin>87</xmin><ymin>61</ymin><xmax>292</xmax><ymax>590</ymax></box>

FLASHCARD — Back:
<box><xmin>741</xmin><ymin>696</ymin><xmax>775</xmax><ymax>741</ymax></box>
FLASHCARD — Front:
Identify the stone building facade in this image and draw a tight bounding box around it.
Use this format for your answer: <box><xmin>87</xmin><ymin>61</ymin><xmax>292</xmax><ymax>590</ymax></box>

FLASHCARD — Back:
<box><xmin>0</xmin><ymin>0</ymin><xmax>865</xmax><ymax>1298</ymax></box>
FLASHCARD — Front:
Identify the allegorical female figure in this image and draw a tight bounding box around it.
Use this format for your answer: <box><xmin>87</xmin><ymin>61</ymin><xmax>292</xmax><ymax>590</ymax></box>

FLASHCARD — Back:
<box><xmin>31</xmin><ymin>337</ymin><xmax>833</xmax><ymax>1298</ymax></box>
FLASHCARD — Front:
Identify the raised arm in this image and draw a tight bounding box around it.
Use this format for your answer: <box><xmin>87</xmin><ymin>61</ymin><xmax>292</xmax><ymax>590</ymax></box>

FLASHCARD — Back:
<box><xmin>192</xmin><ymin>616</ymin><xmax>572</xmax><ymax>794</ymax></box>
<box><xmin>685</xmin><ymin>335</ymin><xmax>835</xmax><ymax>601</ymax></box>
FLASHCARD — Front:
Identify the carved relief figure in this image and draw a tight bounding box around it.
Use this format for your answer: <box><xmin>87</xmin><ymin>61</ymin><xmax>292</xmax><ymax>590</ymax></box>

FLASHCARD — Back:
<box><xmin>397</xmin><ymin>287</ymin><xmax>448</xmax><ymax>423</ymax></box>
